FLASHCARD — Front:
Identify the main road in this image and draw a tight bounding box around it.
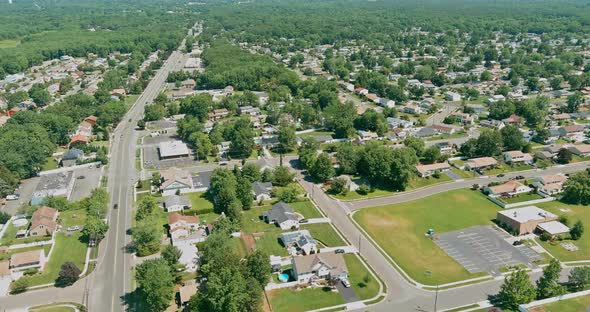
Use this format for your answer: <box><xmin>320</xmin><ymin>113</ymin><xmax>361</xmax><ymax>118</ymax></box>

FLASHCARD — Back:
<box><xmin>87</xmin><ymin>46</ymin><xmax>185</xmax><ymax>311</ymax></box>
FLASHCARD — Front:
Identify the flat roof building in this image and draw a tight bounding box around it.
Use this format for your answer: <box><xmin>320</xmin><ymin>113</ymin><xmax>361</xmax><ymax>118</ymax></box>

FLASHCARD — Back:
<box><xmin>158</xmin><ymin>141</ymin><xmax>190</xmax><ymax>159</ymax></box>
<box><xmin>496</xmin><ymin>206</ymin><xmax>558</xmax><ymax>235</ymax></box>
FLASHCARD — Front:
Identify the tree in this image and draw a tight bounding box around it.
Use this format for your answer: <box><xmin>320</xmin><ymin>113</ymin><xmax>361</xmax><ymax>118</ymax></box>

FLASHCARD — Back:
<box><xmin>82</xmin><ymin>217</ymin><xmax>109</xmax><ymax>242</ymax></box>
<box><xmin>556</xmin><ymin>148</ymin><xmax>573</xmax><ymax>164</ymax></box>
<box><xmin>136</xmin><ymin>196</ymin><xmax>159</xmax><ymax>221</ymax></box>
<box><xmin>403</xmin><ymin>137</ymin><xmax>425</xmax><ymax>157</ymax></box>
<box><xmin>272</xmin><ymin>166</ymin><xmax>294</xmax><ymax>187</ymax></box>
<box><xmin>497</xmin><ymin>269</ymin><xmax>536</xmax><ymax>310</ymax></box>
<box><xmin>566</xmin><ymin>91</ymin><xmax>583</xmax><ymax>113</ymax></box>
<box><xmin>275</xmin><ymin>184</ymin><xmax>300</xmax><ymax>203</ymax></box>
<box><xmin>229</xmin><ymin>118</ymin><xmax>255</xmax><ymax>159</ymax></box>
<box><xmin>489</xmin><ymin>100</ymin><xmax>516</xmax><ymax>120</ymax></box>
<box><xmin>570</xmin><ymin>220</ymin><xmax>584</xmax><ymax>240</ymax></box>
<box><xmin>335</xmin><ymin>143</ymin><xmax>360</xmax><ymax>175</ymax></box>
<box><xmin>136</xmin><ymin>259</ymin><xmax>175</xmax><ymax>312</ymax></box>
<box><xmin>277</xmin><ymin>125</ymin><xmax>296</xmax><ymax>152</ymax></box>
<box><xmin>241</xmin><ymin>163</ymin><xmax>261</xmax><ymax>183</ymax></box>
<box><xmin>0</xmin><ymin>211</ymin><xmax>10</xmax><ymax>224</ymax></box>
<box><xmin>568</xmin><ymin>266</ymin><xmax>590</xmax><ymax>291</ymax></box>
<box><xmin>537</xmin><ymin>258</ymin><xmax>566</xmax><ymax>299</ymax></box>
<box><xmin>143</xmin><ymin>104</ymin><xmax>167</xmax><ymax>121</ymax></box>
<box><xmin>330</xmin><ymin>177</ymin><xmax>348</xmax><ymax>195</ymax></box>
<box><xmin>57</xmin><ymin>262</ymin><xmax>81</xmax><ymax>287</ymax></box>
<box><xmin>236</xmin><ymin>174</ymin><xmax>253</xmax><ymax>210</ymax></box>
<box><xmin>243</xmin><ymin>249</ymin><xmax>271</xmax><ymax>287</ymax></box>
<box><xmin>188</xmin><ymin>131</ymin><xmax>213</xmax><ymax>161</ymax></box>
<box><xmin>180</xmin><ymin>94</ymin><xmax>213</xmax><ymax>121</ymax></box>
<box><xmin>298</xmin><ymin>137</ymin><xmax>319</xmax><ymax>170</ymax></box>
<box><xmin>476</xmin><ymin>129</ymin><xmax>503</xmax><ymax>157</ymax></box>
<box><xmin>309</xmin><ymin>153</ymin><xmax>335</xmax><ymax>182</ymax></box>
<box><xmin>500</xmin><ymin>125</ymin><xmax>524</xmax><ymax>151</ymax></box>
<box><xmin>161</xmin><ymin>245</ymin><xmax>182</xmax><ymax>267</ymax></box>
<box><xmin>29</xmin><ymin>84</ymin><xmax>51</xmax><ymax>107</ymax></box>
<box><xmin>324</xmin><ymin>101</ymin><xmax>356</xmax><ymax>138</ymax></box>
<box><xmin>422</xmin><ymin>146</ymin><xmax>441</xmax><ymax>164</ymax></box>
<box><xmin>132</xmin><ymin>219</ymin><xmax>162</xmax><ymax>257</ymax></box>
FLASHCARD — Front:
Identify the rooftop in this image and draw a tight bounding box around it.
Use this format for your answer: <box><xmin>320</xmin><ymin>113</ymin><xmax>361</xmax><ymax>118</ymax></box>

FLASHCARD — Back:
<box><xmin>497</xmin><ymin>206</ymin><xmax>557</xmax><ymax>224</ymax></box>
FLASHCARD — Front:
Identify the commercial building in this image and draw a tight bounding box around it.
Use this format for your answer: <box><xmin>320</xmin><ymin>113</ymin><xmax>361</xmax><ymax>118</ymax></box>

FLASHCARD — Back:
<box><xmin>496</xmin><ymin>206</ymin><xmax>558</xmax><ymax>235</ymax></box>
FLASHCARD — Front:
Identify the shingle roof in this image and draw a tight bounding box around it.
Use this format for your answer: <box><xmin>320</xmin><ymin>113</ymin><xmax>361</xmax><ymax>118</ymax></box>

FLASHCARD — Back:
<box><xmin>262</xmin><ymin>202</ymin><xmax>298</xmax><ymax>224</ymax></box>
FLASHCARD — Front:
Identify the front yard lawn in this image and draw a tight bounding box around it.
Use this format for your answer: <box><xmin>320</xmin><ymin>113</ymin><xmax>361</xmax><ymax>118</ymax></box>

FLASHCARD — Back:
<box><xmin>24</xmin><ymin>232</ymin><xmax>87</xmax><ymax>286</ymax></box>
<box><xmin>353</xmin><ymin>189</ymin><xmax>499</xmax><ymax>285</ymax></box>
<box><xmin>450</xmin><ymin>167</ymin><xmax>476</xmax><ymax>179</ymax></box>
<box><xmin>41</xmin><ymin>156</ymin><xmax>59</xmax><ymax>171</ymax></box>
<box><xmin>535</xmin><ymin>200</ymin><xmax>590</xmax><ymax>261</ymax></box>
<box><xmin>267</xmin><ymin>287</ymin><xmax>345</xmax><ymax>312</ymax></box>
<box><xmin>290</xmin><ymin>200</ymin><xmax>323</xmax><ymax>219</ymax></box>
<box><xmin>241</xmin><ymin>205</ymin><xmax>275</xmax><ymax>234</ymax></box>
<box><xmin>301</xmin><ymin>223</ymin><xmax>346</xmax><ymax>247</ymax></box>
<box><xmin>407</xmin><ymin>174</ymin><xmax>452</xmax><ymax>190</ymax></box>
<box><xmin>484</xmin><ymin>163</ymin><xmax>533</xmax><ymax>175</ymax></box>
<box><xmin>254</xmin><ymin>231</ymin><xmax>287</xmax><ymax>256</ymax></box>
<box><xmin>343</xmin><ymin>254</ymin><xmax>379</xmax><ymax>300</ymax></box>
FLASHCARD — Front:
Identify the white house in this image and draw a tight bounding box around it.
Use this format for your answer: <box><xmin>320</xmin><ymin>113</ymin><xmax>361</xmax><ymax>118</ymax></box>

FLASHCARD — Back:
<box><xmin>444</xmin><ymin>91</ymin><xmax>461</xmax><ymax>102</ymax></box>
<box><xmin>485</xmin><ymin>181</ymin><xmax>532</xmax><ymax>197</ymax></box>
<box><xmin>292</xmin><ymin>253</ymin><xmax>348</xmax><ymax>284</ymax></box>
<box><xmin>252</xmin><ymin>182</ymin><xmax>273</xmax><ymax>202</ymax></box>
<box><xmin>261</xmin><ymin>202</ymin><xmax>299</xmax><ymax>230</ymax></box>
<box><xmin>533</xmin><ymin>175</ymin><xmax>568</xmax><ymax>196</ymax></box>
<box><xmin>280</xmin><ymin>230</ymin><xmax>318</xmax><ymax>255</ymax></box>
<box><xmin>160</xmin><ymin>195</ymin><xmax>192</xmax><ymax>212</ymax></box>
<box><xmin>502</xmin><ymin>151</ymin><xmax>533</xmax><ymax>164</ymax></box>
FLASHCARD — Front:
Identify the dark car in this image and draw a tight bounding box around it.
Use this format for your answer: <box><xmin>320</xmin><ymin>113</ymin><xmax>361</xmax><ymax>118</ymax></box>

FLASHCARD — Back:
<box><xmin>334</xmin><ymin>249</ymin><xmax>345</xmax><ymax>254</ymax></box>
<box><xmin>299</xmin><ymin>219</ymin><xmax>309</xmax><ymax>224</ymax></box>
<box><xmin>516</xmin><ymin>175</ymin><xmax>525</xmax><ymax>180</ymax></box>
<box><xmin>497</xmin><ymin>174</ymin><xmax>505</xmax><ymax>178</ymax></box>
<box><xmin>113</xmin><ymin>204</ymin><xmax>118</xmax><ymax>209</ymax></box>
<box><xmin>512</xmin><ymin>240</ymin><xmax>523</xmax><ymax>246</ymax></box>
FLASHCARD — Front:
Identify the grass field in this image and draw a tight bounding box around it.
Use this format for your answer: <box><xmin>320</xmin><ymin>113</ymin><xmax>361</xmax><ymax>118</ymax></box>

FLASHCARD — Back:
<box><xmin>354</xmin><ymin>189</ymin><xmax>499</xmax><ymax>285</ymax></box>
<box><xmin>255</xmin><ymin>231</ymin><xmax>288</xmax><ymax>256</ymax></box>
<box><xmin>0</xmin><ymin>39</ymin><xmax>19</xmax><ymax>49</ymax></box>
<box><xmin>301</xmin><ymin>223</ymin><xmax>346</xmax><ymax>247</ymax></box>
<box><xmin>24</xmin><ymin>232</ymin><xmax>87</xmax><ymax>286</ymax></box>
<box><xmin>344</xmin><ymin>254</ymin><xmax>380</xmax><ymax>300</ymax></box>
<box><xmin>535</xmin><ymin>200</ymin><xmax>590</xmax><ymax>261</ymax></box>
<box><xmin>184</xmin><ymin>191</ymin><xmax>214</xmax><ymax>214</ymax></box>
<box><xmin>291</xmin><ymin>200</ymin><xmax>323</xmax><ymax>218</ymax></box>
<box><xmin>538</xmin><ymin>294</ymin><xmax>590</xmax><ymax>312</ymax></box>
<box><xmin>484</xmin><ymin>163</ymin><xmax>534</xmax><ymax>175</ymax></box>
<box><xmin>267</xmin><ymin>287</ymin><xmax>345</xmax><ymax>312</ymax></box>
<box><xmin>450</xmin><ymin>167</ymin><xmax>476</xmax><ymax>179</ymax></box>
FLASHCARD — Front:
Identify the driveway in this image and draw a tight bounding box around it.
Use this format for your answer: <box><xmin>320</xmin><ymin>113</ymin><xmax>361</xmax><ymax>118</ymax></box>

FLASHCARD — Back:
<box><xmin>444</xmin><ymin>170</ymin><xmax>462</xmax><ymax>181</ymax></box>
<box><xmin>0</xmin><ymin>275</ymin><xmax>11</xmax><ymax>297</ymax></box>
<box><xmin>335</xmin><ymin>280</ymin><xmax>359</xmax><ymax>303</ymax></box>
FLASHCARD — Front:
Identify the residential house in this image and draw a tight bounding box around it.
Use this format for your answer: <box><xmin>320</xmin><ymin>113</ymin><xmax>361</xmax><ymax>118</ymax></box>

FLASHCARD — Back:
<box><xmin>502</xmin><ymin>114</ymin><xmax>523</xmax><ymax>126</ymax></box>
<box><xmin>292</xmin><ymin>253</ymin><xmax>348</xmax><ymax>284</ymax></box>
<box><xmin>558</xmin><ymin>125</ymin><xmax>585</xmax><ymax>139</ymax></box>
<box><xmin>386</xmin><ymin>117</ymin><xmax>413</xmax><ymax>129</ymax></box>
<box><xmin>485</xmin><ymin>181</ymin><xmax>532</xmax><ymax>197</ymax></box>
<box><xmin>60</xmin><ymin>148</ymin><xmax>84</xmax><ymax>167</ymax></box>
<box><xmin>261</xmin><ymin>202</ymin><xmax>299</xmax><ymax>230</ymax></box>
<box><xmin>451</xmin><ymin>112</ymin><xmax>474</xmax><ymax>125</ymax></box>
<box><xmin>357</xmin><ymin>130</ymin><xmax>379</xmax><ymax>142</ymax></box>
<box><xmin>29</xmin><ymin>206</ymin><xmax>59</xmax><ymax>237</ymax></box>
<box><xmin>465</xmin><ymin>157</ymin><xmax>498</xmax><ymax>171</ymax></box>
<box><xmin>431</xmin><ymin>124</ymin><xmax>456</xmax><ymax>135</ymax></box>
<box><xmin>444</xmin><ymin>91</ymin><xmax>461</xmax><ymax>102</ymax></box>
<box><xmin>435</xmin><ymin>141</ymin><xmax>454</xmax><ymax>154</ymax></box>
<box><xmin>568</xmin><ymin>144</ymin><xmax>590</xmax><ymax>157</ymax></box>
<box><xmin>401</xmin><ymin>104</ymin><xmax>423</xmax><ymax>115</ymax></box>
<box><xmin>168</xmin><ymin>213</ymin><xmax>200</xmax><ymax>240</ymax></box>
<box><xmin>10</xmin><ymin>249</ymin><xmax>45</xmax><ymax>271</ymax></box>
<box><xmin>415</xmin><ymin>162</ymin><xmax>451</xmax><ymax>178</ymax></box>
<box><xmin>466</xmin><ymin>104</ymin><xmax>486</xmax><ymax>114</ymax></box>
<box><xmin>252</xmin><ymin>182</ymin><xmax>273</xmax><ymax>202</ymax></box>
<box><xmin>379</xmin><ymin>98</ymin><xmax>395</xmax><ymax>108</ymax></box>
<box><xmin>484</xmin><ymin>94</ymin><xmax>505</xmax><ymax>104</ymax></box>
<box><xmin>160</xmin><ymin>168</ymin><xmax>195</xmax><ymax>196</ymax></box>
<box><xmin>207</xmin><ymin>109</ymin><xmax>229</xmax><ymax>121</ymax></box>
<box><xmin>180</xmin><ymin>79</ymin><xmax>196</xmax><ymax>89</ymax></box>
<box><xmin>414</xmin><ymin>127</ymin><xmax>437</xmax><ymax>138</ymax></box>
<box><xmin>480</xmin><ymin>119</ymin><xmax>505</xmax><ymax>130</ymax></box>
<box><xmin>354</xmin><ymin>88</ymin><xmax>368</xmax><ymax>96</ymax></box>
<box><xmin>160</xmin><ymin>195</ymin><xmax>192</xmax><ymax>212</ymax></box>
<box><xmin>533</xmin><ymin>175</ymin><xmax>568</xmax><ymax>196</ymax></box>
<box><xmin>280</xmin><ymin>230</ymin><xmax>318</xmax><ymax>255</ymax></box>
<box><xmin>237</xmin><ymin>106</ymin><xmax>262</xmax><ymax>116</ymax></box>
<box><xmin>503</xmin><ymin>151</ymin><xmax>533</xmax><ymax>164</ymax></box>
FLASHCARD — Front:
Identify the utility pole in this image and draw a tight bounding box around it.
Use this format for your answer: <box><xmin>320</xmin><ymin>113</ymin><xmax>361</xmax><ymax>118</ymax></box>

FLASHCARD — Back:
<box><xmin>434</xmin><ymin>284</ymin><xmax>439</xmax><ymax>312</ymax></box>
<box><xmin>358</xmin><ymin>234</ymin><xmax>361</xmax><ymax>254</ymax></box>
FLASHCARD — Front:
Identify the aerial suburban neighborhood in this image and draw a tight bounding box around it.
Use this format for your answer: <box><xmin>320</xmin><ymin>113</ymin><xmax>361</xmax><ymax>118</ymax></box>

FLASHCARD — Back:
<box><xmin>3</xmin><ymin>1</ymin><xmax>590</xmax><ymax>312</ymax></box>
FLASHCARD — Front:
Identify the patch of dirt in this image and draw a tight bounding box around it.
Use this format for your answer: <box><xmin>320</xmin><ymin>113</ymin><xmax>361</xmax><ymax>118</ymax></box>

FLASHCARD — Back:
<box><xmin>242</xmin><ymin>234</ymin><xmax>256</xmax><ymax>251</ymax></box>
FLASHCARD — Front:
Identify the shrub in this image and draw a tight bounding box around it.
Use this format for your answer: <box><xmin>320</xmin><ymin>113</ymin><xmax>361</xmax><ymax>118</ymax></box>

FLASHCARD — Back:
<box><xmin>10</xmin><ymin>278</ymin><xmax>29</xmax><ymax>294</ymax></box>
<box><xmin>540</xmin><ymin>232</ymin><xmax>552</xmax><ymax>242</ymax></box>
<box><xmin>357</xmin><ymin>184</ymin><xmax>370</xmax><ymax>195</ymax></box>
<box><xmin>23</xmin><ymin>268</ymin><xmax>38</xmax><ymax>276</ymax></box>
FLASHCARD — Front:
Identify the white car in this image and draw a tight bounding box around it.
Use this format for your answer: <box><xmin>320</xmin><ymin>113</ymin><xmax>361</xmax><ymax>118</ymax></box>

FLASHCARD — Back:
<box><xmin>6</xmin><ymin>194</ymin><xmax>19</xmax><ymax>200</ymax></box>
<box><xmin>341</xmin><ymin>279</ymin><xmax>351</xmax><ymax>288</ymax></box>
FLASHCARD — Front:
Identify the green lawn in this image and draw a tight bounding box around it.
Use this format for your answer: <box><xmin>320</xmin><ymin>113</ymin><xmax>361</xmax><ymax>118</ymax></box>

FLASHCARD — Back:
<box><xmin>426</xmin><ymin>132</ymin><xmax>468</xmax><ymax>141</ymax></box>
<box><xmin>535</xmin><ymin>200</ymin><xmax>590</xmax><ymax>261</ymax></box>
<box><xmin>124</xmin><ymin>94</ymin><xmax>140</xmax><ymax>106</ymax></box>
<box><xmin>450</xmin><ymin>167</ymin><xmax>476</xmax><ymax>179</ymax></box>
<box><xmin>497</xmin><ymin>193</ymin><xmax>544</xmax><ymax>204</ymax></box>
<box><xmin>0</xmin><ymin>39</ymin><xmax>19</xmax><ymax>49</ymax></box>
<box><xmin>184</xmin><ymin>191</ymin><xmax>214</xmax><ymax>214</ymax></box>
<box><xmin>255</xmin><ymin>231</ymin><xmax>287</xmax><ymax>256</ymax></box>
<box><xmin>484</xmin><ymin>163</ymin><xmax>534</xmax><ymax>175</ymax></box>
<box><xmin>268</xmin><ymin>287</ymin><xmax>345</xmax><ymax>312</ymax></box>
<box><xmin>291</xmin><ymin>200</ymin><xmax>323</xmax><ymax>219</ymax></box>
<box><xmin>536</xmin><ymin>294</ymin><xmax>590</xmax><ymax>312</ymax></box>
<box><xmin>301</xmin><ymin>223</ymin><xmax>346</xmax><ymax>247</ymax></box>
<box><xmin>353</xmin><ymin>189</ymin><xmax>499</xmax><ymax>285</ymax></box>
<box><xmin>241</xmin><ymin>205</ymin><xmax>275</xmax><ymax>234</ymax></box>
<box><xmin>41</xmin><ymin>156</ymin><xmax>59</xmax><ymax>171</ymax></box>
<box><xmin>135</xmin><ymin>180</ymin><xmax>151</xmax><ymax>192</ymax></box>
<box><xmin>343</xmin><ymin>254</ymin><xmax>380</xmax><ymax>300</ymax></box>
<box><xmin>23</xmin><ymin>232</ymin><xmax>87</xmax><ymax>286</ymax></box>
<box><xmin>407</xmin><ymin>174</ymin><xmax>452</xmax><ymax>190</ymax></box>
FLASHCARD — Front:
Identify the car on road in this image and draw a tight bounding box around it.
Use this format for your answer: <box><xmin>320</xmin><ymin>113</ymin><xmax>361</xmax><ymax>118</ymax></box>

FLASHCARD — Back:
<box><xmin>497</xmin><ymin>174</ymin><xmax>505</xmax><ymax>177</ymax></box>
<box><xmin>512</xmin><ymin>240</ymin><xmax>523</xmax><ymax>246</ymax></box>
<box><xmin>341</xmin><ymin>279</ymin><xmax>351</xmax><ymax>288</ymax></box>
<box><xmin>6</xmin><ymin>194</ymin><xmax>19</xmax><ymax>200</ymax></box>
<box><xmin>77</xmin><ymin>175</ymin><xmax>86</xmax><ymax>179</ymax></box>
<box><xmin>516</xmin><ymin>175</ymin><xmax>525</xmax><ymax>180</ymax></box>
<box><xmin>334</xmin><ymin>248</ymin><xmax>345</xmax><ymax>254</ymax></box>
<box><xmin>113</xmin><ymin>204</ymin><xmax>118</xmax><ymax>209</ymax></box>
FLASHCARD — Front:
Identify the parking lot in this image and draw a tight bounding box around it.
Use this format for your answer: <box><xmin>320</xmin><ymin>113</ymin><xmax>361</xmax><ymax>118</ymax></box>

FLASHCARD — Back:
<box><xmin>434</xmin><ymin>225</ymin><xmax>542</xmax><ymax>276</ymax></box>
<box><xmin>143</xmin><ymin>145</ymin><xmax>199</xmax><ymax>169</ymax></box>
<box><xmin>70</xmin><ymin>166</ymin><xmax>104</xmax><ymax>201</ymax></box>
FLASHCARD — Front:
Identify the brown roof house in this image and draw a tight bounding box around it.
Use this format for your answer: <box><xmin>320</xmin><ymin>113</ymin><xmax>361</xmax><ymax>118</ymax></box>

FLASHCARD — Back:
<box><xmin>168</xmin><ymin>213</ymin><xmax>200</xmax><ymax>241</ymax></box>
<box><xmin>29</xmin><ymin>206</ymin><xmax>59</xmax><ymax>237</ymax></box>
<box><xmin>292</xmin><ymin>253</ymin><xmax>348</xmax><ymax>284</ymax></box>
<box><xmin>465</xmin><ymin>157</ymin><xmax>498</xmax><ymax>171</ymax></box>
<box><xmin>415</xmin><ymin>162</ymin><xmax>451</xmax><ymax>178</ymax></box>
<box><xmin>485</xmin><ymin>181</ymin><xmax>532</xmax><ymax>197</ymax></box>
<box><xmin>10</xmin><ymin>249</ymin><xmax>46</xmax><ymax>271</ymax></box>
<box><xmin>533</xmin><ymin>175</ymin><xmax>568</xmax><ymax>196</ymax></box>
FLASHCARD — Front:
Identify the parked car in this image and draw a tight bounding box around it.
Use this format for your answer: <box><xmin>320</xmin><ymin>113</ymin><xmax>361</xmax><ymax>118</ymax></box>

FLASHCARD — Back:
<box><xmin>512</xmin><ymin>240</ymin><xmax>523</xmax><ymax>246</ymax></box>
<box><xmin>516</xmin><ymin>175</ymin><xmax>525</xmax><ymax>180</ymax></box>
<box><xmin>77</xmin><ymin>175</ymin><xmax>86</xmax><ymax>179</ymax></box>
<box><xmin>113</xmin><ymin>204</ymin><xmax>118</xmax><ymax>209</ymax></box>
<box><xmin>334</xmin><ymin>249</ymin><xmax>345</xmax><ymax>254</ymax></box>
<box><xmin>341</xmin><ymin>279</ymin><xmax>351</xmax><ymax>288</ymax></box>
<box><xmin>497</xmin><ymin>174</ymin><xmax>505</xmax><ymax>178</ymax></box>
<box><xmin>6</xmin><ymin>194</ymin><xmax>19</xmax><ymax>200</ymax></box>
<box><xmin>299</xmin><ymin>219</ymin><xmax>309</xmax><ymax>224</ymax></box>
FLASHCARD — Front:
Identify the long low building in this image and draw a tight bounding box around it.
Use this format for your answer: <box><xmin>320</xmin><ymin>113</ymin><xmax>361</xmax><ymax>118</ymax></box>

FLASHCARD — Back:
<box><xmin>415</xmin><ymin>162</ymin><xmax>451</xmax><ymax>177</ymax></box>
<box><xmin>158</xmin><ymin>141</ymin><xmax>190</xmax><ymax>160</ymax></box>
<box><xmin>465</xmin><ymin>157</ymin><xmax>498</xmax><ymax>171</ymax></box>
<box><xmin>496</xmin><ymin>206</ymin><xmax>558</xmax><ymax>235</ymax></box>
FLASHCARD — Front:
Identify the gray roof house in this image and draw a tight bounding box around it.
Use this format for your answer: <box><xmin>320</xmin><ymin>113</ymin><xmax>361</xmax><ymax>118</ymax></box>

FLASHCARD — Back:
<box><xmin>414</xmin><ymin>127</ymin><xmax>437</xmax><ymax>138</ymax></box>
<box><xmin>252</xmin><ymin>182</ymin><xmax>273</xmax><ymax>202</ymax></box>
<box><xmin>280</xmin><ymin>230</ymin><xmax>318</xmax><ymax>255</ymax></box>
<box><xmin>61</xmin><ymin>148</ymin><xmax>84</xmax><ymax>167</ymax></box>
<box><xmin>160</xmin><ymin>195</ymin><xmax>192</xmax><ymax>212</ymax></box>
<box><xmin>261</xmin><ymin>202</ymin><xmax>299</xmax><ymax>230</ymax></box>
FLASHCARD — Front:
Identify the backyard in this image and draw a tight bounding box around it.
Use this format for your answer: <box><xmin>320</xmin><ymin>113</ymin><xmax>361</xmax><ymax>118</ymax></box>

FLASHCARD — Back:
<box><xmin>290</xmin><ymin>200</ymin><xmax>323</xmax><ymax>219</ymax></box>
<box><xmin>267</xmin><ymin>287</ymin><xmax>345</xmax><ymax>312</ymax></box>
<box><xmin>353</xmin><ymin>188</ymin><xmax>500</xmax><ymax>285</ymax></box>
<box><xmin>496</xmin><ymin>192</ymin><xmax>544</xmax><ymax>204</ymax></box>
<box><xmin>184</xmin><ymin>191</ymin><xmax>215</xmax><ymax>215</ymax></box>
